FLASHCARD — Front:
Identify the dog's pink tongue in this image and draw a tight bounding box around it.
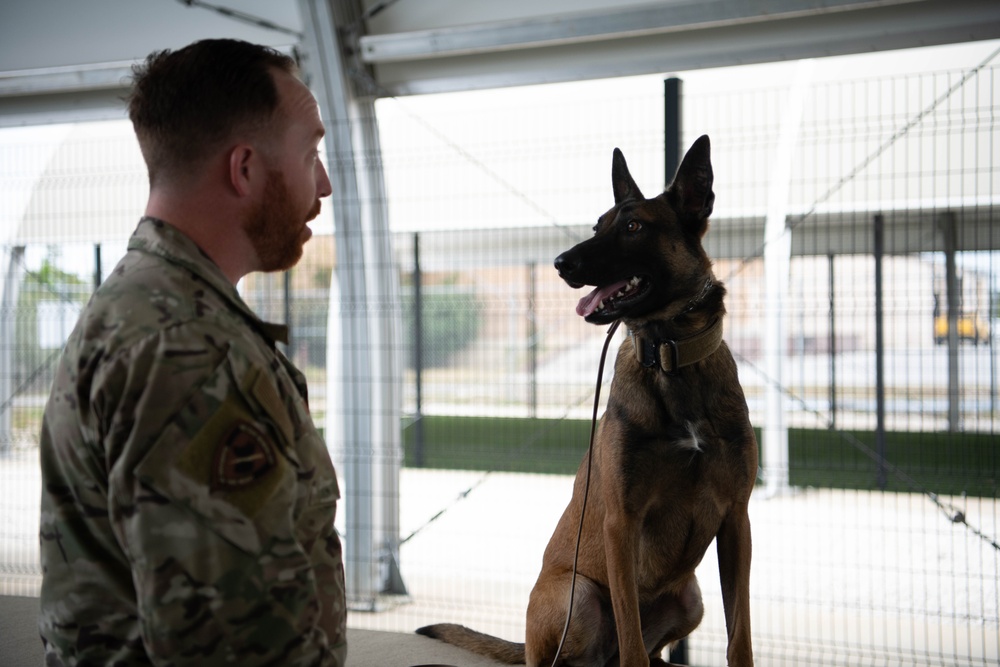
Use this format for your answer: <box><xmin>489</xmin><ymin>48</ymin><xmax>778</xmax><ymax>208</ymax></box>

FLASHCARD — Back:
<box><xmin>576</xmin><ymin>280</ymin><xmax>630</xmax><ymax>317</ymax></box>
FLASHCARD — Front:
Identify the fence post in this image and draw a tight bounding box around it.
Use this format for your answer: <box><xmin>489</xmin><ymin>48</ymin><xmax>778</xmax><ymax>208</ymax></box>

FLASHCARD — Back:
<box><xmin>664</xmin><ymin>77</ymin><xmax>682</xmax><ymax>181</ymax></box>
<box><xmin>828</xmin><ymin>254</ymin><xmax>837</xmax><ymax>430</ymax></box>
<box><xmin>284</xmin><ymin>270</ymin><xmax>292</xmax><ymax>355</ymax></box>
<box><xmin>413</xmin><ymin>232</ymin><xmax>424</xmax><ymax>466</ymax></box>
<box><xmin>528</xmin><ymin>262</ymin><xmax>538</xmax><ymax>419</ymax></box>
<box><xmin>938</xmin><ymin>212</ymin><xmax>960</xmax><ymax>432</ymax></box>
<box><xmin>992</xmin><ymin>285</ymin><xmax>998</xmax><ymax>417</ymax></box>
<box><xmin>665</xmin><ymin>76</ymin><xmax>690</xmax><ymax>665</ymax></box>
<box><xmin>874</xmin><ymin>214</ymin><xmax>887</xmax><ymax>490</ymax></box>
<box><xmin>93</xmin><ymin>244</ymin><xmax>102</xmax><ymax>291</ymax></box>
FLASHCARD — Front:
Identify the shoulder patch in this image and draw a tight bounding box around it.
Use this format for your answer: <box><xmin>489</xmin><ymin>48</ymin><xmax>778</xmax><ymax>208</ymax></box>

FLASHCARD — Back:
<box><xmin>177</xmin><ymin>395</ymin><xmax>287</xmax><ymax>519</ymax></box>
<box><xmin>211</xmin><ymin>420</ymin><xmax>277</xmax><ymax>491</ymax></box>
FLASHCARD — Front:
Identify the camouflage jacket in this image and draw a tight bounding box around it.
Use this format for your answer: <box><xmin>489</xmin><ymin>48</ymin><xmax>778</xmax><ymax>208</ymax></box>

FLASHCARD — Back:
<box><xmin>39</xmin><ymin>217</ymin><xmax>346</xmax><ymax>666</ymax></box>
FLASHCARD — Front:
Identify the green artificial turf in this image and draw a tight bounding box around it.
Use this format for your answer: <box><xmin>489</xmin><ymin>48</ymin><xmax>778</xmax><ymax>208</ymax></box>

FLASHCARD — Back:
<box><xmin>402</xmin><ymin>416</ymin><xmax>997</xmax><ymax>498</ymax></box>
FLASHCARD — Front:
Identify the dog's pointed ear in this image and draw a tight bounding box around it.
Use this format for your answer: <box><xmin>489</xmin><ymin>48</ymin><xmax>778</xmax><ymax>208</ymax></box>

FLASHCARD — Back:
<box><xmin>612</xmin><ymin>148</ymin><xmax>644</xmax><ymax>204</ymax></box>
<box><xmin>667</xmin><ymin>135</ymin><xmax>715</xmax><ymax>235</ymax></box>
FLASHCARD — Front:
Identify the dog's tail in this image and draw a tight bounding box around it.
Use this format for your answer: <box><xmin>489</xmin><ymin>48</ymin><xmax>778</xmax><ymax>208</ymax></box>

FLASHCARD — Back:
<box><xmin>416</xmin><ymin>623</ymin><xmax>526</xmax><ymax>664</ymax></box>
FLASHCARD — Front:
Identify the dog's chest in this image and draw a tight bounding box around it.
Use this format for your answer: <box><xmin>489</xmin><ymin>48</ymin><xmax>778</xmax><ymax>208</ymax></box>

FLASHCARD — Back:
<box><xmin>607</xmin><ymin>351</ymin><xmax>752</xmax><ymax>499</ymax></box>
<box><xmin>640</xmin><ymin>368</ymin><xmax>739</xmax><ymax>456</ymax></box>
<box><xmin>673</xmin><ymin>420</ymin><xmax>704</xmax><ymax>452</ymax></box>
<box><xmin>612</xmin><ymin>390</ymin><xmax>738</xmax><ymax>515</ymax></box>
<box><xmin>633</xmin><ymin>425</ymin><xmax>732</xmax><ymax>581</ymax></box>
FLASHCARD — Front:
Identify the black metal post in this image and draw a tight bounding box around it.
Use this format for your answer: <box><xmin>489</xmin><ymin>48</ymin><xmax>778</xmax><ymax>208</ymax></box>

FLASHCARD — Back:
<box><xmin>413</xmin><ymin>232</ymin><xmax>425</xmax><ymax>466</ymax></box>
<box><xmin>284</xmin><ymin>270</ymin><xmax>292</xmax><ymax>354</ymax></box>
<box><xmin>991</xmin><ymin>285</ymin><xmax>998</xmax><ymax>417</ymax></box>
<box><xmin>874</xmin><ymin>214</ymin><xmax>887</xmax><ymax>490</ymax></box>
<box><xmin>93</xmin><ymin>244</ymin><xmax>102</xmax><ymax>291</ymax></box>
<box><xmin>664</xmin><ymin>77</ymin><xmax>683</xmax><ymax>183</ymax></box>
<box><xmin>669</xmin><ymin>639</ymin><xmax>689</xmax><ymax>665</ymax></box>
<box><xmin>665</xmin><ymin>74</ymin><xmax>690</xmax><ymax>666</ymax></box>
<box><xmin>528</xmin><ymin>262</ymin><xmax>538</xmax><ymax>419</ymax></box>
<box><xmin>938</xmin><ymin>212</ymin><xmax>960</xmax><ymax>432</ymax></box>
<box><xmin>828</xmin><ymin>254</ymin><xmax>836</xmax><ymax>430</ymax></box>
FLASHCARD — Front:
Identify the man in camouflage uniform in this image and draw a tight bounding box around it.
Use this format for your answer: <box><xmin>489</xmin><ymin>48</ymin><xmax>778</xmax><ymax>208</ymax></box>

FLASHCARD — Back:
<box><xmin>39</xmin><ymin>39</ymin><xmax>346</xmax><ymax>665</ymax></box>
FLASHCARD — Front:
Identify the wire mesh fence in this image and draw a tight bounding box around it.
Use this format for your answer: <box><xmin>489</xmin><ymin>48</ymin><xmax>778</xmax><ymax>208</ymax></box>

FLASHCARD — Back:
<box><xmin>1</xmin><ymin>46</ymin><xmax>999</xmax><ymax>665</ymax></box>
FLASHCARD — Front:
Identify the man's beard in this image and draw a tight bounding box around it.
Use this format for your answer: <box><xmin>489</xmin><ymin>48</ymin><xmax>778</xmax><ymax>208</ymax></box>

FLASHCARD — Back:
<box><xmin>244</xmin><ymin>170</ymin><xmax>321</xmax><ymax>273</ymax></box>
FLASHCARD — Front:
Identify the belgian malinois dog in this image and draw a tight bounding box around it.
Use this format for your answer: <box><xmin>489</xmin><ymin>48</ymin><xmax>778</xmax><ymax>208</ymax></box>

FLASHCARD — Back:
<box><xmin>418</xmin><ymin>136</ymin><xmax>757</xmax><ymax>666</ymax></box>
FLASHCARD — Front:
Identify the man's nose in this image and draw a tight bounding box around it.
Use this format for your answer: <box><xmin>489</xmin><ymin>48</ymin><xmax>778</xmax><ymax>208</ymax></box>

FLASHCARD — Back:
<box><xmin>317</xmin><ymin>160</ymin><xmax>333</xmax><ymax>199</ymax></box>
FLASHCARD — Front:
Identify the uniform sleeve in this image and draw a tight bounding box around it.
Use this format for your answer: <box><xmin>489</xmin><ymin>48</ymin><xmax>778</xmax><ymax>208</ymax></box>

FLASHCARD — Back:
<box><xmin>105</xmin><ymin>329</ymin><xmax>346</xmax><ymax>667</ymax></box>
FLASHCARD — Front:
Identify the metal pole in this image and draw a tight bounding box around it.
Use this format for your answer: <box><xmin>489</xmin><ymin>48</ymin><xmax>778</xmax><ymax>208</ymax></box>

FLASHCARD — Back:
<box><xmin>0</xmin><ymin>247</ymin><xmax>25</xmax><ymax>456</ymax></box>
<box><xmin>874</xmin><ymin>214</ymin><xmax>887</xmax><ymax>490</ymax></box>
<box><xmin>828</xmin><ymin>254</ymin><xmax>836</xmax><ymax>430</ymax></box>
<box><xmin>528</xmin><ymin>262</ymin><xmax>538</xmax><ymax>419</ymax></box>
<box><xmin>762</xmin><ymin>59</ymin><xmax>813</xmax><ymax>497</ymax></box>
<box><xmin>664</xmin><ymin>77</ymin><xmax>683</xmax><ymax>183</ymax></box>
<box><xmin>991</xmin><ymin>283</ymin><xmax>997</xmax><ymax>417</ymax></box>
<box><xmin>413</xmin><ymin>232</ymin><xmax>424</xmax><ymax>466</ymax></box>
<box><xmin>939</xmin><ymin>212</ymin><xmax>960</xmax><ymax>432</ymax></box>
<box><xmin>298</xmin><ymin>0</ymin><xmax>405</xmax><ymax>606</ymax></box>
<box><xmin>93</xmin><ymin>244</ymin><xmax>102</xmax><ymax>291</ymax></box>
<box><xmin>664</xmin><ymin>76</ymin><xmax>688</xmax><ymax>665</ymax></box>
<box><xmin>284</xmin><ymin>270</ymin><xmax>292</xmax><ymax>355</ymax></box>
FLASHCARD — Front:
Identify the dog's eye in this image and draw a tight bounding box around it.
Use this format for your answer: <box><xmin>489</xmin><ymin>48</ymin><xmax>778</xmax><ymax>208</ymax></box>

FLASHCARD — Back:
<box><xmin>626</xmin><ymin>220</ymin><xmax>642</xmax><ymax>233</ymax></box>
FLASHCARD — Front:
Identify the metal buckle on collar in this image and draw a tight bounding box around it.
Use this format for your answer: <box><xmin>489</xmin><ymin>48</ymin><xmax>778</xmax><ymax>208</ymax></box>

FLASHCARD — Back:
<box><xmin>633</xmin><ymin>334</ymin><xmax>656</xmax><ymax>369</ymax></box>
<box><xmin>658</xmin><ymin>339</ymin><xmax>681</xmax><ymax>375</ymax></box>
<box><xmin>632</xmin><ymin>333</ymin><xmax>681</xmax><ymax>374</ymax></box>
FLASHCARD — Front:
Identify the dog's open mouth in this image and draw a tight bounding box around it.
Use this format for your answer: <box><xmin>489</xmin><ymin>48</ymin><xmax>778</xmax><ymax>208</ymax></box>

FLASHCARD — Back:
<box><xmin>575</xmin><ymin>276</ymin><xmax>649</xmax><ymax>318</ymax></box>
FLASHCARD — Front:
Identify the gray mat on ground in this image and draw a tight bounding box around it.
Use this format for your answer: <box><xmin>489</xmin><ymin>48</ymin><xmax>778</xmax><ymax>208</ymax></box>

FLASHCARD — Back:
<box><xmin>0</xmin><ymin>595</ymin><xmax>513</xmax><ymax>666</ymax></box>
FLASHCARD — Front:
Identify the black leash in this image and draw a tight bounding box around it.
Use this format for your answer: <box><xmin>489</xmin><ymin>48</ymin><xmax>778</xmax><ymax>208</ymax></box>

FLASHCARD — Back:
<box><xmin>550</xmin><ymin>318</ymin><xmax>621</xmax><ymax>667</ymax></box>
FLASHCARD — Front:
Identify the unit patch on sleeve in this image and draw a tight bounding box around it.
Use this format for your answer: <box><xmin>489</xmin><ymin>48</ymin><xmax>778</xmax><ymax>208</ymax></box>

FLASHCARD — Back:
<box><xmin>211</xmin><ymin>420</ymin><xmax>277</xmax><ymax>491</ymax></box>
<box><xmin>176</xmin><ymin>390</ymin><xmax>288</xmax><ymax>521</ymax></box>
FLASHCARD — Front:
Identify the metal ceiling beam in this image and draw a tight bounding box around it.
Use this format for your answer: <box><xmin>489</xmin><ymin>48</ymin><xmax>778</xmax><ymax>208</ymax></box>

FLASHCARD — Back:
<box><xmin>362</xmin><ymin>0</ymin><xmax>1000</xmax><ymax>95</ymax></box>
<box><xmin>3</xmin><ymin>0</ymin><xmax>999</xmax><ymax>124</ymax></box>
<box><xmin>0</xmin><ymin>64</ymin><xmax>133</xmax><ymax>127</ymax></box>
<box><xmin>0</xmin><ymin>63</ymin><xmax>134</xmax><ymax>97</ymax></box>
<box><xmin>360</xmin><ymin>0</ymin><xmax>910</xmax><ymax>63</ymax></box>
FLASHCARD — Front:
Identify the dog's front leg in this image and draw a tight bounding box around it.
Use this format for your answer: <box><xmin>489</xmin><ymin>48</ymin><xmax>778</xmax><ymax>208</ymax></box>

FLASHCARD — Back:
<box><xmin>604</xmin><ymin>512</ymin><xmax>648</xmax><ymax>667</ymax></box>
<box><xmin>716</xmin><ymin>506</ymin><xmax>753</xmax><ymax>666</ymax></box>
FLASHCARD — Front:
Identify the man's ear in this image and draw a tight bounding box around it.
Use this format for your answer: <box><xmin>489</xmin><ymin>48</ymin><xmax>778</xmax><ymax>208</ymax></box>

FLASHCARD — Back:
<box><xmin>228</xmin><ymin>144</ymin><xmax>257</xmax><ymax>197</ymax></box>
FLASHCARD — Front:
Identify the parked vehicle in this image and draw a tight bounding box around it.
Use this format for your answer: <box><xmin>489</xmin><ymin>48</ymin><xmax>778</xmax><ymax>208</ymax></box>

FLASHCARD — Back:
<box><xmin>934</xmin><ymin>313</ymin><xmax>990</xmax><ymax>345</ymax></box>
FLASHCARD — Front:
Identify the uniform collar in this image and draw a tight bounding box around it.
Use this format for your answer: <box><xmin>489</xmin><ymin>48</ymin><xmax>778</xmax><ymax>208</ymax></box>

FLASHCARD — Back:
<box><xmin>129</xmin><ymin>217</ymin><xmax>290</xmax><ymax>345</ymax></box>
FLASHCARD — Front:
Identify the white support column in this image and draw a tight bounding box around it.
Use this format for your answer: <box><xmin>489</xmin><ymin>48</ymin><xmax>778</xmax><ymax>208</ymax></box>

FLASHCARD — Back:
<box><xmin>0</xmin><ymin>125</ymin><xmax>71</xmax><ymax>456</ymax></box>
<box><xmin>762</xmin><ymin>59</ymin><xmax>813</xmax><ymax>497</ymax></box>
<box><xmin>297</xmin><ymin>0</ymin><xmax>404</xmax><ymax>608</ymax></box>
<box><xmin>0</xmin><ymin>246</ymin><xmax>25</xmax><ymax>455</ymax></box>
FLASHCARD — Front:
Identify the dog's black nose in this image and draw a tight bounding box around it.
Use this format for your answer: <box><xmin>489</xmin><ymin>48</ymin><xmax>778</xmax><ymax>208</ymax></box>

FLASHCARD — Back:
<box><xmin>554</xmin><ymin>252</ymin><xmax>577</xmax><ymax>275</ymax></box>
